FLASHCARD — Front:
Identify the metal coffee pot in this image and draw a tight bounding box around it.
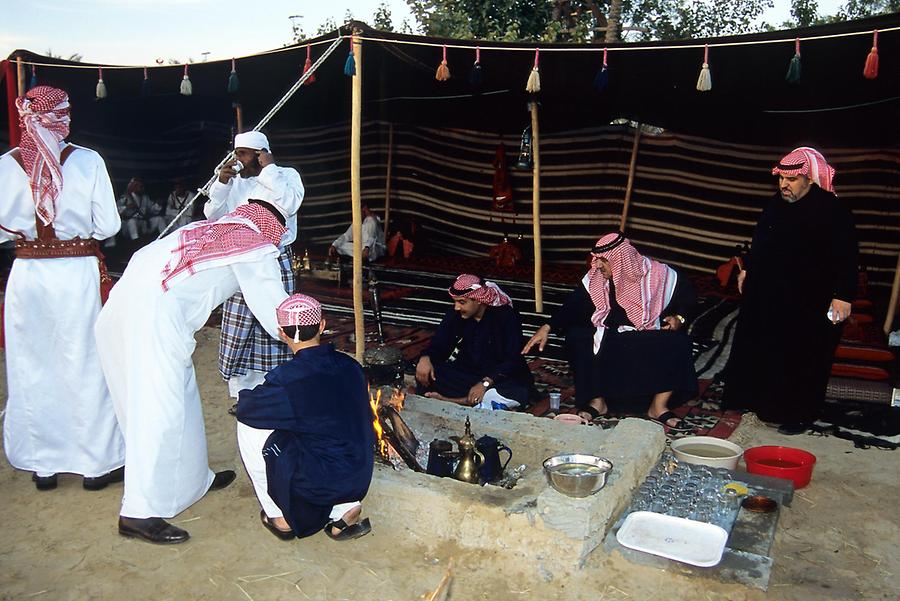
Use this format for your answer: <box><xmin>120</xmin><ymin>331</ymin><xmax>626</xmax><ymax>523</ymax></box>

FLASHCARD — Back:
<box><xmin>450</xmin><ymin>416</ymin><xmax>484</xmax><ymax>484</ymax></box>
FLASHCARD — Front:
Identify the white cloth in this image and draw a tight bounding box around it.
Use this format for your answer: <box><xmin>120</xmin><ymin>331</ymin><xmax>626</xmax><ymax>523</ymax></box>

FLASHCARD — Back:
<box><xmin>206</xmin><ymin>164</ymin><xmax>303</xmax><ymax>248</ymax></box>
<box><xmin>0</xmin><ymin>144</ymin><xmax>124</xmax><ymax>477</ymax></box>
<box><xmin>332</xmin><ymin>215</ymin><xmax>386</xmax><ymax>261</ymax></box>
<box><xmin>94</xmin><ymin>230</ymin><xmax>289</xmax><ymax>518</ymax></box>
<box><xmin>237</xmin><ymin>422</ymin><xmax>360</xmax><ymax>521</ymax></box>
<box><xmin>234</xmin><ymin>132</ymin><xmax>269</xmax><ymax>151</ymax></box>
<box><xmin>165</xmin><ymin>191</ymin><xmax>195</xmax><ymax>231</ymax></box>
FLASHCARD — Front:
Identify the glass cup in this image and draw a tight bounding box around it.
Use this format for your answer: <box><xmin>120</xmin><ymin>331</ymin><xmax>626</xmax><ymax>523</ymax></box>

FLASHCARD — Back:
<box><xmin>548</xmin><ymin>392</ymin><xmax>561</xmax><ymax>412</ymax></box>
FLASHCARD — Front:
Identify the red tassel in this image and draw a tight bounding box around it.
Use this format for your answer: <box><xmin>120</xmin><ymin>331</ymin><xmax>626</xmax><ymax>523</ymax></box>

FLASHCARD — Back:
<box><xmin>303</xmin><ymin>44</ymin><xmax>316</xmax><ymax>85</ymax></box>
<box><xmin>864</xmin><ymin>30</ymin><xmax>879</xmax><ymax>79</ymax></box>
<box><xmin>435</xmin><ymin>44</ymin><xmax>450</xmax><ymax>81</ymax></box>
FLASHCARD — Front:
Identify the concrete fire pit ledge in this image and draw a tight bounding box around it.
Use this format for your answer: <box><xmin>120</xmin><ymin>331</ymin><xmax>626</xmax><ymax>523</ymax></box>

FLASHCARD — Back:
<box><xmin>365</xmin><ymin>394</ymin><xmax>666</xmax><ymax>575</ymax></box>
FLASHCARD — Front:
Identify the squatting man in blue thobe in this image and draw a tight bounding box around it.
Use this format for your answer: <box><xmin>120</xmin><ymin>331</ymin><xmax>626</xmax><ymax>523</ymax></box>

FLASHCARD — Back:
<box><xmin>236</xmin><ymin>294</ymin><xmax>375</xmax><ymax>541</ymax></box>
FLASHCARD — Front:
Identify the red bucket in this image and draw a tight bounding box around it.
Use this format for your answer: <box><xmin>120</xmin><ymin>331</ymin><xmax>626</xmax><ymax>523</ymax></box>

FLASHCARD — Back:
<box><xmin>744</xmin><ymin>446</ymin><xmax>817</xmax><ymax>489</ymax></box>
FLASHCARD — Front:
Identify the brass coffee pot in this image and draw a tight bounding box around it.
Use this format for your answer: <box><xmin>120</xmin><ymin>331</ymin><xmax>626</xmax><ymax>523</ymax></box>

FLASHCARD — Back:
<box><xmin>450</xmin><ymin>417</ymin><xmax>484</xmax><ymax>484</ymax></box>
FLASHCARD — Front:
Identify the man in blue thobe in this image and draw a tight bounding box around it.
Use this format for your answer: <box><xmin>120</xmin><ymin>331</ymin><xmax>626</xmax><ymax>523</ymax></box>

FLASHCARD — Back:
<box><xmin>236</xmin><ymin>294</ymin><xmax>374</xmax><ymax>541</ymax></box>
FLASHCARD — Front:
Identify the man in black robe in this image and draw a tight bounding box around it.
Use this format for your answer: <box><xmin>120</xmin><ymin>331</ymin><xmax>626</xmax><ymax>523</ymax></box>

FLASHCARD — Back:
<box><xmin>236</xmin><ymin>294</ymin><xmax>374</xmax><ymax>541</ymax></box>
<box><xmin>416</xmin><ymin>274</ymin><xmax>535</xmax><ymax>409</ymax></box>
<box><xmin>724</xmin><ymin>147</ymin><xmax>858</xmax><ymax>434</ymax></box>
<box><xmin>523</xmin><ymin>233</ymin><xmax>697</xmax><ymax>429</ymax></box>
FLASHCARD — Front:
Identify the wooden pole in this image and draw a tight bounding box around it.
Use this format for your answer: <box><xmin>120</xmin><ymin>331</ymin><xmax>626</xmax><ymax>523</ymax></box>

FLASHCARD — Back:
<box><xmin>234</xmin><ymin>104</ymin><xmax>244</xmax><ymax>133</ymax></box>
<box><xmin>530</xmin><ymin>101</ymin><xmax>543</xmax><ymax>313</ymax></box>
<box><xmin>884</xmin><ymin>253</ymin><xmax>900</xmax><ymax>335</ymax></box>
<box><xmin>382</xmin><ymin>124</ymin><xmax>394</xmax><ymax>239</ymax></box>
<box><xmin>619</xmin><ymin>124</ymin><xmax>642</xmax><ymax>232</ymax></box>
<box><xmin>350</xmin><ymin>32</ymin><xmax>365</xmax><ymax>361</ymax></box>
<box><xmin>16</xmin><ymin>56</ymin><xmax>25</xmax><ymax>97</ymax></box>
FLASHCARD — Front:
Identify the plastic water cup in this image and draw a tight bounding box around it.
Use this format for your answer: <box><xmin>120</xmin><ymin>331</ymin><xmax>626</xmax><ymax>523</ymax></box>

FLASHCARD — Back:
<box><xmin>549</xmin><ymin>392</ymin><xmax>561</xmax><ymax>412</ymax></box>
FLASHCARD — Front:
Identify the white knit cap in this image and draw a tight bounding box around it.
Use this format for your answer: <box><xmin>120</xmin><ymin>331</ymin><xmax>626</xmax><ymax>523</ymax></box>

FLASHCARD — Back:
<box><xmin>234</xmin><ymin>131</ymin><xmax>270</xmax><ymax>151</ymax></box>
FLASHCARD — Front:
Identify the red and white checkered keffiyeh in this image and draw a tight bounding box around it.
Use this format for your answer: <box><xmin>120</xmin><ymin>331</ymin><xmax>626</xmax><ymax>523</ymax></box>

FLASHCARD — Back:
<box><xmin>586</xmin><ymin>232</ymin><xmax>671</xmax><ymax>333</ymax></box>
<box><xmin>160</xmin><ymin>203</ymin><xmax>286</xmax><ymax>291</ymax></box>
<box><xmin>772</xmin><ymin>147</ymin><xmax>835</xmax><ymax>193</ymax></box>
<box><xmin>15</xmin><ymin>86</ymin><xmax>71</xmax><ymax>226</ymax></box>
<box><xmin>448</xmin><ymin>273</ymin><xmax>512</xmax><ymax>306</ymax></box>
<box><xmin>276</xmin><ymin>294</ymin><xmax>322</xmax><ymax>327</ymax></box>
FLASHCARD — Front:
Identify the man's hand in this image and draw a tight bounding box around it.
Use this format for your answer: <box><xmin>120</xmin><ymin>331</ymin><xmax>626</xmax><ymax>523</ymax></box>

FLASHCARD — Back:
<box><xmin>415</xmin><ymin>356</ymin><xmax>435</xmax><ymax>386</ymax></box>
<box><xmin>466</xmin><ymin>381</ymin><xmax>488</xmax><ymax>406</ymax></box>
<box><xmin>737</xmin><ymin>270</ymin><xmax>747</xmax><ymax>294</ymax></box>
<box><xmin>661</xmin><ymin>315</ymin><xmax>683</xmax><ymax>331</ymax></box>
<box><xmin>522</xmin><ymin>324</ymin><xmax>551</xmax><ymax>354</ymax></box>
<box><xmin>257</xmin><ymin>150</ymin><xmax>275</xmax><ymax>168</ymax></box>
<box><xmin>218</xmin><ymin>160</ymin><xmax>239</xmax><ymax>184</ymax></box>
<box><xmin>829</xmin><ymin>298</ymin><xmax>852</xmax><ymax>323</ymax></box>
<box><xmin>328</xmin><ymin>245</ymin><xmax>338</xmax><ymax>259</ymax></box>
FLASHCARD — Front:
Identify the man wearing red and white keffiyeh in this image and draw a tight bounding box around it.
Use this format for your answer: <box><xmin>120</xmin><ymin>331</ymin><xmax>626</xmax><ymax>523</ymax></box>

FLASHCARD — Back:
<box><xmin>725</xmin><ymin>147</ymin><xmax>858</xmax><ymax>434</ymax></box>
<box><xmin>95</xmin><ymin>199</ymin><xmax>295</xmax><ymax>545</ymax></box>
<box><xmin>524</xmin><ymin>233</ymin><xmax>698</xmax><ymax>429</ymax></box>
<box><xmin>416</xmin><ymin>274</ymin><xmax>534</xmax><ymax>410</ymax></box>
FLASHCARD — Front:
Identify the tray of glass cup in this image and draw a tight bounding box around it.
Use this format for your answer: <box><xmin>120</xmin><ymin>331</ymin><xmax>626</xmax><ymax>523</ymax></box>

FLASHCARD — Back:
<box><xmin>627</xmin><ymin>452</ymin><xmax>746</xmax><ymax>531</ymax></box>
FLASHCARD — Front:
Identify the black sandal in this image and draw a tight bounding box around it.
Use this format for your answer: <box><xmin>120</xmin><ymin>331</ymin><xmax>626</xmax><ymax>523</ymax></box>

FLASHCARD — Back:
<box><xmin>578</xmin><ymin>404</ymin><xmax>607</xmax><ymax>424</ymax></box>
<box><xmin>260</xmin><ymin>510</ymin><xmax>294</xmax><ymax>541</ymax></box>
<box><xmin>324</xmin><ymin>517</ymin><xmax>372</xmax><ymax>541</ymax></box>
<box><xmin>653</xmin><ymin>411</ymin><xmax>691</xmax><ymax>432</ymax></box>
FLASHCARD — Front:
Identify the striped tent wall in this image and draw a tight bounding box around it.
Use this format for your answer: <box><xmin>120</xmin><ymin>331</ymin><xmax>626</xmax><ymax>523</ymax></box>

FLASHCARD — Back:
<box><xmin>272</xmin><ymin>121</ymin><xmax>899</xmax><ymax>291</ymax></box>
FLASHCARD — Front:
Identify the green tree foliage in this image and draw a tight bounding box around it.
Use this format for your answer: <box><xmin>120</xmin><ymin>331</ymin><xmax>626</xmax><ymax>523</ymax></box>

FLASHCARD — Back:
<box><xmin>790</xmin><ymin>0</ymin><xmax>820</xmax><ymax>27</ymax></box>
<box><xmin>839</xmin><ymin>0</ymin><xmax>900</xmax><ymax>18</ymax></box>
<box><xmin>373</xmin><ymin>2</ymin><xmax>395</xmax><ymax>31</ymax></box>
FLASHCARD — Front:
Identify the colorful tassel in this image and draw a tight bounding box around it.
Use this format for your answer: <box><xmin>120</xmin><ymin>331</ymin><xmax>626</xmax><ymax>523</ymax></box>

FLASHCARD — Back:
<box><xmin>227</xmin><ymin>58</ymin><xmax>239</xmax><ymax>94</ymax></box>
<box><xmin>469</xmin><ymin>46</ymin><xmax>482</xmax><ymax>89</ymax></box>
<box><xmin>864</xmin><ymin>30</ymin><xmax>879</xmax><ymax>79</ymax></box>
<box><xmin>96</xmin><ymin>66</ymin><xmax>108</xmax><ymax>99</ymax></box>
<box><xmin>141</xmin><ymin>67</ymin><xmax>151</xmax><ymax>96</ymax></box>
<box><xmin>525</xmin><ymin>48</ymin><xmax>540</xmax><ymax>93</ymax></box>
<box><xmin>302</xmin><ymin>44</ymin><xmax>316</xmax><ymax>84</ymax></box>
<box><xmin>344</xmin><ymin>37</ymin><xmax>356</xmax><ymax>76</ymax></box>
<box><xmin>594</xmin><ymin>48</ymin><xmax>609</xmax><ymax>91</ymax></box>
<box><xmin>786</xmin><ymin>38</ymin><xmax>801</xmax><ymax>83</ymax></box>
<box><xmin>696</xmin><ymin>44</ymin><xmax>712</xmax><ymax>92</ymax></box>
<box><xmin>28</xmin><ymin>65</ymin><xmax>37</xmax><ymax>90</ymax></box>
<box><xmin>180</xmin><ymin>64</ymin><xmax>192</xmax><ymax>96</ymax></box>
<box><xmin>435</xmin><ymin>45</ymin><xmax>450</xmax><ymax>81</ymax></box>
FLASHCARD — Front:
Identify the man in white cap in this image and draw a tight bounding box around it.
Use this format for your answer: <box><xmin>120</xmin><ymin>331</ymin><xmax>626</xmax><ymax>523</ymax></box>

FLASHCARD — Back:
<box><xmin>95</xmin><ymin>191</ymin><xmax>300</xmax><ymax>543</ymax></box>
<box><xmin>1</xmin><ymin>85</ymin><xmax>124</xmax><ymax>492</ymax></box>
<box><xmin>204</xmin><ymin>131</ymin><xmax>305</xmax><ymax>400</ymax></box>
<box><xmin>236</xmin><ymin>294</ymin><xmax>374</xmax><ymax>541</ymax></box>
<box><xmin>724</xmin><ymin>147</ymin><xmax>858</xmax><ymax>435</ymax></box>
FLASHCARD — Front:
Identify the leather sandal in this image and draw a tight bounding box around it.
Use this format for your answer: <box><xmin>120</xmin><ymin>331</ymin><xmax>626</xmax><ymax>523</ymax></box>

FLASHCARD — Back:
<box><xmin>578</xmin><ymin>404</ymin><xmax>607</xmax><ymax>424</ymax></box>
<box><xmin>260</xmin><ymin>510</ymin><xmax>294</xmax><ymax>540</ymax></box>
<box><xmin>324</xmin><ymin>517</ymin><xmax>372</xmax><ymax>541</ymax></box>
<box><xmin>653</xmin><ymin>411</ymin><xmax>691</xmax><ymax>432</ymax></box>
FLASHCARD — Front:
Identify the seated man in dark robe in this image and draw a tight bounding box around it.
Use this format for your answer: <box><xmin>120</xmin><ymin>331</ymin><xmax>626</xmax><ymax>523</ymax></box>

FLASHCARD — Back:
<box><xmin>523</xmin><ymin>233</ymin><xmax>697</xmax><ymax>428</ymax></box>
<box><xmin>236</xmin><ymin>294</ymin><xmax>374</xmax><ymax>541</ymax></box>
<box><xmin>416</xmin><ymin>274</ymin><xmax>535</xmax><ymax>410</ymax></box>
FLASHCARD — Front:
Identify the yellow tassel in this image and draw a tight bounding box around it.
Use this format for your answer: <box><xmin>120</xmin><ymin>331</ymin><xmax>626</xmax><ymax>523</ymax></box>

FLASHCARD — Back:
<box><xmin>526</xmin><ymin>68</ymin><xmax>540</xmax><ymax>93</ymax></box>
<box><xmin>435</xmin><ymin>60</ymin><xmax>450</xmax><ymax>81</ymax></box>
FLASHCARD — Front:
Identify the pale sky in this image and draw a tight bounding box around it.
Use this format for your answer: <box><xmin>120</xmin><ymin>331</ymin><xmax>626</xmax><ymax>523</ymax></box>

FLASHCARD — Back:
<box><xmin>2</xmin><ymin>0</ymin><xmax>849</xmax><ymax>66</ymax></box>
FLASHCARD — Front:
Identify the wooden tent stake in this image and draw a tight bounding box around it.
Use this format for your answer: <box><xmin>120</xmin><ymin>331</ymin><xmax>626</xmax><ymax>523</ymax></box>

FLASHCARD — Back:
<box><xmin>16</xmin><ymin>56</ymin><xmax>25</xmax><ymax>97</ymax></box>
<box><xmin>351</xmin><ymin>32</ymin><xmax>365</xmax><ymax>361</ymax></box>
<box><xmin>885</xmin><ymin>252</ymin><xmax>900</xmax><ymax>335</ymax></box>
<box><xmin>530</xmin><ymin>101</ymin><xmax>544</xmax><ymax>313</ymax></box>
<box><xmin>619</xmin><ymin>123</ymin><xmax>642</xmax><ymax>232</ymax></box>
<box><xmin>383</xmin><ymin>124</ymin><xmax>394</xmax><ymax>239</ymax></box>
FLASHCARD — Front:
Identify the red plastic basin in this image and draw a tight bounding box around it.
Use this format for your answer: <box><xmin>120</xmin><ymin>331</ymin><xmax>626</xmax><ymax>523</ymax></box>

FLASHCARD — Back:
<box><xmin>743</xmin><ymin>446</ymin><xmax>817</xmax><ymax>489</ymax></box>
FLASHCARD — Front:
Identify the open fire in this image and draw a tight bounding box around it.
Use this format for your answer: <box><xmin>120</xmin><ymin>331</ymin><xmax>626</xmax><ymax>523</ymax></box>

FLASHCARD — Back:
<box><xmin>369</xmin><ymin>386</ymin><xmax>423</xmax><ymax>471</ymax></box>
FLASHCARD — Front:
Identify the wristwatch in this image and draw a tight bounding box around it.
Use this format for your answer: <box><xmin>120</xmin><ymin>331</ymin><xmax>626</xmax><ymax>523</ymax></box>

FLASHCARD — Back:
<box><xmin>673</xmin><ymin>314</ymin><xmax>686</xmax><ymax>324</ymax></box>
<box><xmin>481</xmin><ymin>378</ymin><xmax>493</xmax><ymax>389</ymax></box>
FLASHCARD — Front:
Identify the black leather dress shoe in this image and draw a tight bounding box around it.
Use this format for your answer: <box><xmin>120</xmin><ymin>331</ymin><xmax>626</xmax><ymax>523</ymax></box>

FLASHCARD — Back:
<box><xmin>118</xmin><ymin>517</ymin><xmax>190</xmax><ymax>544</ymax></box>
<box><xmin>209</xmin><ymin>470</ymin><xmax>236</xmax><ymax>491</ymax></box>
<box><xmin>83</xmin><ymin>466</ymin><xmax>125</xmax><ymax>491</ymax></box>
<box><xmin>32</xmin><ymin>473</ymin><xmax>58</xmax><ymax>491</ymax></box>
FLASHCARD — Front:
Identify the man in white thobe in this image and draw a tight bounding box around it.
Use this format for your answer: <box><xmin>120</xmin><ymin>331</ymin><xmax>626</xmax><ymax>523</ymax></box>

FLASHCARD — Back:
<box><xmin>164</xmin><ymin>179</ymin><xmax>195</xmax><ymax>231</ymax></box>
<box><xmin>204</xmin><ymin>131</ymin><xmax>305</xmax><ymax>398</ymax></box>
<box><xmin>95</xmin><ymin>191</ymin><xmax>299</xmax><ymax>544</ymax></box>
<box><xmin>0</xmin><ymin>86</ymin><xmax>124</xmax><ymax>492</ymax></box>
<box><xmin>328</xmin><ymin>204</ymin><xmax>386</xmax><ymax>262</ymax></box>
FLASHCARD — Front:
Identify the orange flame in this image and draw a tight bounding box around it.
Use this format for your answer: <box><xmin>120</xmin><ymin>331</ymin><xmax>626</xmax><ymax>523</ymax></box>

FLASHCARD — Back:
<box><xmin>369</xmin><ymin>388</ymin><xmax>387</xmax><ymax>456</ymax></box>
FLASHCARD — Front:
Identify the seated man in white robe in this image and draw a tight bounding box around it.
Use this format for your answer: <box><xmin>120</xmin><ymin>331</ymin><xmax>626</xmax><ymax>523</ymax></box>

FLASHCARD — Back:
<box><xmin>328</xmin><ymin>204</ymin><xmax>386</xmax><ymax>263</ymax></box>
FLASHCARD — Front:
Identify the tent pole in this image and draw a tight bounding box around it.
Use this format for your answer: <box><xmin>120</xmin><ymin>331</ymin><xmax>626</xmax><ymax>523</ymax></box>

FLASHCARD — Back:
<box><xmin>16</xmin><ymin>56</ymin><xmax>25</xmax><ymax>97</ymax></box>
<box><xmin>382</xmin><ymin>123</ymin><xmax>394</xmax><ymax>239</ymax></box>
<box><xmin>234</xmin><ymin>103</ymin><xmax>244</xmax><ymax>133</ymax></box>
<box><xmin>884</xmin><ymin>253</ymin><xmax>900</xmax><ymax>335</ymax></box>
<box><xmin>619</xmin><ymin>123</ymin><xmax>642</xmax><ymax>232</ymax></box>
<box><xmin>530</xmin><ymin>101</ymin><xmax>543</xmax><ymax>313</ymax></box>
<box><xmin>350</xmin><ymin>31</ymin><xmax>365</xmax><ymax>362</ymax></box>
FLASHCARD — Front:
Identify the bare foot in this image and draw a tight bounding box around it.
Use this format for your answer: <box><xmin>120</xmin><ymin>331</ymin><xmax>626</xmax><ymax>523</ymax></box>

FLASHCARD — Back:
<box><xmin>330</xmin><ymin>506</ymin><xmax>362</xmax><ymax>536</ymax></box>
<box><xmin>424</xmin><ymin>392</ymin><xmax>468</xmax><ymax>405</ymax></box>
<box><xmin>577</xmin><ymin>398</ymin><xmax>608</xmax><ymax>421</ymax></box>
<box><xmin>269</xmin><ymin>515</ymin><xmax>291</xmax><ymax>533</ymax></box>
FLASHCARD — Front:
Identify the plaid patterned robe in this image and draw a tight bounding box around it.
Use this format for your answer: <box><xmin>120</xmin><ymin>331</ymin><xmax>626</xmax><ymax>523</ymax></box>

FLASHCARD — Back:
<box><xmin>218</xmin><ymin>248</ymin><xmax>294</xmax><ymax>379</ymax></box>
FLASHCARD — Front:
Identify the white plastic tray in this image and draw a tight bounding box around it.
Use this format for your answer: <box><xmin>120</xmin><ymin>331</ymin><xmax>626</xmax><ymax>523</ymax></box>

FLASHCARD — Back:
<box><xmin>616</xmin><ymin>511</ymin><xmax>728</xmax><ymax>567</ymax></box>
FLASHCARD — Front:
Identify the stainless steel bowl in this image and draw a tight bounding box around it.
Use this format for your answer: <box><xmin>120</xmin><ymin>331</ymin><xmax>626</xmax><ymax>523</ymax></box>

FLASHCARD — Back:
<box><xmin>542</xmin><ymin>454</ymin><xmax>613</xmax><ymax>498</ymax></box>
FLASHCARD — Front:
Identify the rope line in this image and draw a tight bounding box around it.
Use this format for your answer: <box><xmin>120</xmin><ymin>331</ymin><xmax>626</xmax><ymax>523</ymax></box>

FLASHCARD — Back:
<box><xmin>157</xmin><ymin>34</ymin><xmax>345</xmax><ymax>239</ymax></box>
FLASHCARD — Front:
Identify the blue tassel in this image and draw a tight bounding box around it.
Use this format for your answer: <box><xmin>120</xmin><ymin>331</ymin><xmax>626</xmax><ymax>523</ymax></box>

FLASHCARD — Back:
<box><xmin>227</xmin><ymin>58</ymin><xmax>239</xmax><ymax>94</ymax></box>
<box><xmin>29</xmin><ymin>66</ymin><xmax>38</xmax><ymax>90</ymax></box>
<box><xmin>469</xmin><ymin>62</ymin><xmax>482</xmax><ymax>89</ymax></box>
<box><xmin>141</xmin><ymin>67</ymin><xmax>151</xmax><ymax>96</ymax></box>
<box><xmin>343</xmin><ymin>51</ymin><xmax>356</xmax><ymax>76</ymax></box>
<box><xmin>594</xmin><ymin>66</ymin><xmax>608</xmax><ymax>91</ymax></box>
<box><xmin>785</xmin><ymin>54</ymin><xmax>801</xmax><ymax>83</ymax></box>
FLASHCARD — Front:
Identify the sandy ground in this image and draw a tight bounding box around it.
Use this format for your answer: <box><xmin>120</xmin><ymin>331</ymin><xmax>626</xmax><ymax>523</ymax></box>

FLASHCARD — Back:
<box><xmin>1</xmin><ymin>326</ymin><xmax>898</xmax><ymax>601</ymax></box>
